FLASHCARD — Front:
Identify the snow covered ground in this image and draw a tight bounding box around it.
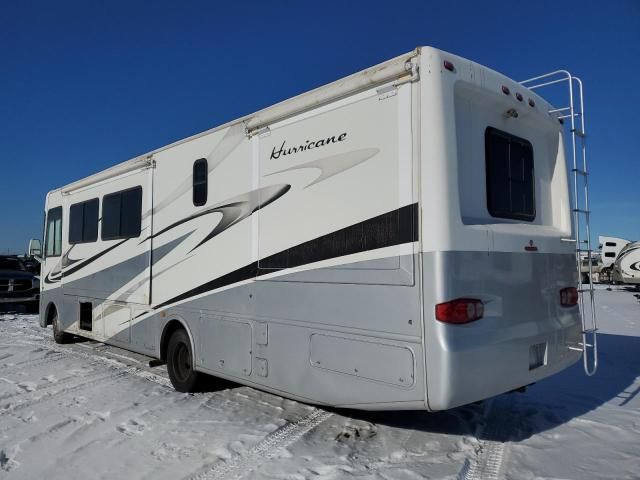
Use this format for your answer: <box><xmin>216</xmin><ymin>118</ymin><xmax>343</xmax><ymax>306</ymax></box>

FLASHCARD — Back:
<box><xmin>0</xmin><ymin>287</ymin><xmax>638</xmax><ymax>479</ymax></box>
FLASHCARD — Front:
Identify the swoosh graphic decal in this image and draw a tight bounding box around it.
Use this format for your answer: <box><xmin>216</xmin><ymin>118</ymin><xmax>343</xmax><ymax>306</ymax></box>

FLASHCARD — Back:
<box><xmin>630</xmin><ymin>261</ymin><xmax>640</xmax><ymax>272</ymax></box>
<box><xmin>141</xmin><ymin>184</ymin><xmax>290</xmax><ymax>252</ymax></box>
<box><xmin>47</xmin><ymin>239</ymin><xmax>130</xmax><ymax>284</ymax></box>
<box><xmin>189</xmin><ymin>184</ymin><xmax>290</xmax><ymax>252</ymax></box>
<box><xmin>266</xmin><ymin>148</ymin><xmax>379</xmax><ymax>188</ymax></box>
<box><xmin>154</xmin><ymin>203</ymin><xmax>418</xmax><ymax>310</ymax></box>
<box><xmin>143</xmin><ymin>123</ymin><xmax>245</xmax><ymax>220</ymax></box>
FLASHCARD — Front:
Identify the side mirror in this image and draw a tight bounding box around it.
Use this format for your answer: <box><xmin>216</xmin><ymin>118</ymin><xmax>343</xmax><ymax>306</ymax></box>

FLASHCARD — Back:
<box><xmin>28</xmin><ymin>239</ymin><xmax>43</xmax><ymax>262</ymax></box>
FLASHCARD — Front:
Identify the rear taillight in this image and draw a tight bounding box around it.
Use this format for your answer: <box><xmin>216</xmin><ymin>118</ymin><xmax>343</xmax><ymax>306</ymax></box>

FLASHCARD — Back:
<box><xmin>560</xmin><ymin>287</ymin><xmax>579</xmax><ymax>307</ymax></box>
<box><xmin>443</xmin><ymin>60</ymin><xmax>455</xmax><ymax>72</ymax></box>
<box><xmin>435</xmin><ymin>298</ymin><xmax>484</xmax><ymax>324</ymax></box>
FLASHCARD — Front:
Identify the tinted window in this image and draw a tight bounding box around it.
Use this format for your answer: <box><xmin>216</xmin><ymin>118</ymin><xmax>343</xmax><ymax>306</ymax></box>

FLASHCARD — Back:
<box><xmin>605</xmin><ymin>242</ymin><xmax>616</xmax><ymax>247</ymax></box>
<box><xmin>69</xmin><ymin>199</ymin><xmax>99</xmax><ymax>244</ymax></box>
<box><xmin>45</xmin><ymin>206</ymin><xmax>63</xmax><ymax>257</ymax></box>
<box><xmin>485</xmin><ymin>127</ymin><xmax>535</xmax><ymax>221</ymax></box>
<box><xmin>605</xmin><ymin>252</ymin><xmax>616</xmax><ymax>258</ymax></box>
<box><xmin>193</xmin><ymin>158</ymin><xmax>208</xmax><ymax>206</ymax></box>
<box><xmin>101</xmin><ymin>186</ymin><xmax>142</xmax><ymax>240</ymax></box>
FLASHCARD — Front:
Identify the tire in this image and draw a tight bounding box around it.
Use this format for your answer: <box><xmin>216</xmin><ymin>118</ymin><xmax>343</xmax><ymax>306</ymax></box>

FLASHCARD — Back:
<box><xmin>166</xmin><ymin>328</ymin><xmax>202</xmax><ymax>393</ymax></box>
<box><xmin>52</xmin><ymin>310</ymin><xmax>72</xmax><ymax>344</ymax></box>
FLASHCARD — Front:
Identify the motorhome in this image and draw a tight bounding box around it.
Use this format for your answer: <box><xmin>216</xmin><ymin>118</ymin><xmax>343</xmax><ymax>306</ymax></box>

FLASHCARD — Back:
<box><xmin>38</xmin><ymin>47</ymin><xmax>596</xmax><ymax>411</ymax></box>
<box><xmin>612</xmin><ymin>241</ymin><xmax>640</xmax><ymax>287</ymax></box>
<box><xmin>598</xmin><ymin>235</ymin><xmax>630</xmax><ymax>282</ymax></box>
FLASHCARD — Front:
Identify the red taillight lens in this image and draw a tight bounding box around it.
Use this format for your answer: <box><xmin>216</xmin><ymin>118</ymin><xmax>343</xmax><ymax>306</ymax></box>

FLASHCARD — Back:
<box><xmin>560</xmin><ymin>287</ymin><xmax>579</xmax><ymax>307</ymax></box>
<box><xmin>528</xmin><ymin>98</ymin><xmax>535</xmax><ymax>107</ymax></box>
<box><xmin>501</xmin><ymin>85</ymin><xmax>510</xmax><ymax>95</ymax></box>
<box><xmin>515</xmin><ymin>92</ymin><xmax>523</xmax><ymax>101</ymax></box>
<box><xmin>443</xmin><ymin>60</ymin><xmax>455</xmax><ymax>72</ymax></box>
<box><xmin>435</xmin><ymin>298</ymin><xmax>484</xmax><ymax>324</ymax></box>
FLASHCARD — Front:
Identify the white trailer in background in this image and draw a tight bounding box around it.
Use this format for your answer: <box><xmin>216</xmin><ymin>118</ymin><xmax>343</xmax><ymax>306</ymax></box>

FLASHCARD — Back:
<box><xmin>613</xmin><ymin>241</ymin><xmax>640</xmax><ymax>287</ymax></box>
<box><xmin>38</xmin><ymin>47</ymin><xmax>597</xmax><ymax>411</ymax></box>
<box><xmin>598</xmin><ymin>236</ymin><xmax>630</xmax><ymax>283</ymax></box>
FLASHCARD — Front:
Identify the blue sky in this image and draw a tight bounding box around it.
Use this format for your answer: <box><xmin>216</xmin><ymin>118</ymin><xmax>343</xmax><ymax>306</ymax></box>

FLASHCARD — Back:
<box><xmin>1</xmin><ymin>0</ymin><xmax>638</xmax><ymax>253</ymax></box>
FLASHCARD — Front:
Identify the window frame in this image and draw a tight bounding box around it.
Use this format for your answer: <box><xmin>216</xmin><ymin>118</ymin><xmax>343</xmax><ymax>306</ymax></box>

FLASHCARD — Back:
<box><xmin>101</xmin><ymin>186</ymin><xmax>143</xmax><ymax>241</ymax></box>
<box><xmin>69</xmin><ymin>198</ymin><xmax>99</xmax><ymax>244</ymax></box>
<box><xmin>485</xmin><ymin>126</ymin><xmax>536</xmax><ymax>222</ymax></box>
<box><xmin>193</xmin><ymin>158</ymin><xmax>208</xmax><ymax>207</ymax></box>
<box><xmin>44</xmin><ymin>206</ymin><xmax>63</xmax><ymax>258</ymax></box>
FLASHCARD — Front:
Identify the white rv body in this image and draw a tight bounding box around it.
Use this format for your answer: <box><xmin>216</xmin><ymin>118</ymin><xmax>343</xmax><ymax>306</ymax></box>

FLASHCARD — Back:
<box><xmin>40</xmin><ymin>47</ymin><xmax>582</xmax><ymax>411</ymax></box>
<box><xmin>613</xmin><ymin>241</ymin><xmax>640</xmax><ymax>286</ymax></box>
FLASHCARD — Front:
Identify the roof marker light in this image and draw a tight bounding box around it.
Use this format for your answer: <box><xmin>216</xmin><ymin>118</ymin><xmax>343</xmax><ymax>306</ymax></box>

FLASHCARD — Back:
<box><xmin>502</xmin><ymin>85</ymin><xmax>510</xmax><ymax>95</ymax></box>
<box><xmin>443</xmin><ymin>60</ymin><xmax>455</xmax><ymax>72</ymax></box>
<box><xmin>528</xmin><ymin>98</ymin><xmax>535</xmax><ymax>107</ymax></box>
<box><xmin>515</xmin><ymin>92</ymin><xmax>523</xmax><ymax>101</ymax></box>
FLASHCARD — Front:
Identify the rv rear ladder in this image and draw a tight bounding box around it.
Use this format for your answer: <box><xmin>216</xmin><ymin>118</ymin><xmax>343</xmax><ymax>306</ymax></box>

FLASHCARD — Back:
<box><xmin>521</xmin><ymin>71</ymin><xmax>598</xmax><ymax>377</ymax></box>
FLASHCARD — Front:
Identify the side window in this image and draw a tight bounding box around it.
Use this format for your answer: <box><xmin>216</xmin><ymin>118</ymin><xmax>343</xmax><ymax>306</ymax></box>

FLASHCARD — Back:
<box><xmin>45</xmin><ymin>206</ymin><xmax>63</xmax><ymax>258</ymax></box>
<box><xmin>605</xmin><ymin>252</ymin><xmax>616</xmax><ymax>258</ymax></box>
<box><xmin>485</xmin><ymin>127</ymin><xmax>535</xmax><ymax>221</ymax></box>
<box><xmin>193</xmin><ymin>158</ymin><xmax>208</xmax><ymax>206</ymax></box>
<box><xmin>101</xmin><ymin>186</ymin><xmax>142</xmax><ymax>240</ymax></box>
<box><xmin>69</xmin><ymin>198</ymin><xmax>99</xmax><ymax>244</ymax></box>
<box><xmin>605</xmin><ymin>242</ymin><xmax>616</xmax><ymax>247</ymax></box>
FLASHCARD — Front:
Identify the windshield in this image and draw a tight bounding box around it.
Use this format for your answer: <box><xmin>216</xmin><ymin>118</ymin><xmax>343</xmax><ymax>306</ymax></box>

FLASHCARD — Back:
<box><xmin>0</xmin><ymin>257</ymin><xmax>25</xmax><ymax>271</ymax></box>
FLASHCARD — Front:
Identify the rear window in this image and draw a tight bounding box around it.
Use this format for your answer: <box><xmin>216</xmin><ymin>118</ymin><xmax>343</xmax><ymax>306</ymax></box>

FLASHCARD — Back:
<box><xmin>485</xmin><ymin>127</ymin><xmax>535</xmax><ymax>221</ymax></box>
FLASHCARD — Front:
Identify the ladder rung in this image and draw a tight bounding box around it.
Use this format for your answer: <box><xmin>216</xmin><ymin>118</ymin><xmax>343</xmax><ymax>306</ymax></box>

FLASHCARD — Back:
<box><xmin>573</xmin><ymin>208</ymin><xmax>590</xmax><ymax>214</ymax></box>
<box><xmin>577</xmin><ymin>288</ymin><xmax>594</xmax><ymax>293</ymax></box>
<box><xmin>558</xmin><ymin>113</ymin><xmax>583</xmax><ymax>119</ymax></box>
<box><xmin>583</xmin><ymin>328</ymin><xmax>598</xmax><ymax>334</ymax></box>
<box><xmin>572</xmin><ymin>168</ymin><xmax>588</xmax><ymax>175</ymax></box>
<box><xmin>576</xmin><ymin>248</ymin><xmax>592</xmax><ymax>252</ymax></box>
<box><xmin>572</xmin><ymin>128</ymin><xmax>586</xmax><ymax>137</ymax></box>
<box><xmin>549</xmin><ymin>106</ymin><xmax>571</xmax><ymax>113</ymax></box>
<box><xmin>561</xmin><ymin>238</ymin><xmax>577</xmax><ymax>243</ymax></box>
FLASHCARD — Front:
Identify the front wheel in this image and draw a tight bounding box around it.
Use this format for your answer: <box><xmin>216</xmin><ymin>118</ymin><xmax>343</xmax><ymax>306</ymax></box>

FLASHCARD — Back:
<box><xmin>52</xmin><ymin>310</ymin><xmax>72</xmax><ymax>344</ymax></box>
<box><xmin>166</xmin><ymin>329</ymin><xmax>203</xmax><ymax>393</ymax></box>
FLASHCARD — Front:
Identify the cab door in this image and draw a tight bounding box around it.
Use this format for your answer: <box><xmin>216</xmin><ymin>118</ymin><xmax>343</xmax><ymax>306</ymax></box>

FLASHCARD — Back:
<box><xmin>40</xmin><ymin>191</ymin><xmax>65</xmax><ymax>327</ymax></box>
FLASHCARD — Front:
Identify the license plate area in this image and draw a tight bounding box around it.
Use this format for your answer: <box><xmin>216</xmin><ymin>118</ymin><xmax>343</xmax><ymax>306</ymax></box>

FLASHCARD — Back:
<box><xmin>529</xmin><ymin>342</ymin><xmax>548</xmax><ymax>370</ymax></box>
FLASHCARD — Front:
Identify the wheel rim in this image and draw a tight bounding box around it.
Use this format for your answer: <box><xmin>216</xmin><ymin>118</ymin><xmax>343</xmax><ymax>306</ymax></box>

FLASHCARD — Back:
<box><xmin>173</xmin><ymin>342</ymin><xmax>192</xmax><ymax>383</ymax></box>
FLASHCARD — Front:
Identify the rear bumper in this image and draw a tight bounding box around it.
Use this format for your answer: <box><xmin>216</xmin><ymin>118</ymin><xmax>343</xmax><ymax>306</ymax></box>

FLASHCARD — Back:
<box><xmin>423</xmin><ymin>250</ymin><xmax>582</xmax><ymax>410</ymax></box>
<box><xmin>427</xmin><ymin>318</ymin><xmax>581</xmax><ymax>410</ymax></box>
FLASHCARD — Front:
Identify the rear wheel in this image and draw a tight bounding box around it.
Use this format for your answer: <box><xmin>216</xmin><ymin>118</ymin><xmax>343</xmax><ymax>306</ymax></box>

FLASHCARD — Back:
<box><xmin>52</xmin><ymin>310</ymin><xmax>72</xmax><ymax>344</ymax></box>
<box><xmin>166</xmin><ymin>329</ymin><xmax>202</xmax><ymax>392</ymax></box>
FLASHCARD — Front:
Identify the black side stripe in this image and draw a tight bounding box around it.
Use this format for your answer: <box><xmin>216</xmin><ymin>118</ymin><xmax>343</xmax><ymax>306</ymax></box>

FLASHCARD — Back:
<box><xmin>154</xmin><ymin>203</ymin><xmax>418</xmax><ymax>310</ymax></box>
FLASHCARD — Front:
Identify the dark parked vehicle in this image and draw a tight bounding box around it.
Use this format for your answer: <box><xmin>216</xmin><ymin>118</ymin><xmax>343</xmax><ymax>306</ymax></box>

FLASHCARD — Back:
<box><xmin>0</xmin><ymin>255</ymin><xmax>40</xmax><ymax>313</ymax></box>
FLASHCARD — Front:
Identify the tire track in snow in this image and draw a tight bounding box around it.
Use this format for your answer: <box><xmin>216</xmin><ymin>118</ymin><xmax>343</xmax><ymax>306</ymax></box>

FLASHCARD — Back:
<box><xmin>2</xmin><ymin>351</ymin><xmax>65</xmax><ymax>370</ymax></box>
<box><xmin>9</xmin><ymin>338</ymin><xmax>173</xmax><ymax>389</ymax></box>
<box><xmin>188</xmin><ymin>408</ymin><xmax>333</xmax><ymax>480</ymax></box>
<box><xmin>457</xmin><ymin>398</ymin><xmax>510</xmax><ymax>480</ymax></box>
<box><xmin>0</xmin><ymin>370</ymin><xmax>122</xmax><ymax>416</ymax></box>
